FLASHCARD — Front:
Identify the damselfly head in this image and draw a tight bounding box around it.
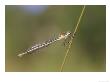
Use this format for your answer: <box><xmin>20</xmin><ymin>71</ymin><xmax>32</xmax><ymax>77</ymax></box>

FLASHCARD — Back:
<box><xmin>66</xmin><ymin>31</ymin><xmax>71</xmax><ymax>36</ymax></box>
<box><xmin>64</xmin><ymin>31</ymin><xmax>71</xmax><ymax>39</ymax></box>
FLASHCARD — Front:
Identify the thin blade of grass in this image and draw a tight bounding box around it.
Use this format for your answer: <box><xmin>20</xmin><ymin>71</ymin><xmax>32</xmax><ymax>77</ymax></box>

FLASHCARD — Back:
<box><xmin>60</xmin><ymin>5</ymin><xmax>86</xmax><ymax>72</ymax></box>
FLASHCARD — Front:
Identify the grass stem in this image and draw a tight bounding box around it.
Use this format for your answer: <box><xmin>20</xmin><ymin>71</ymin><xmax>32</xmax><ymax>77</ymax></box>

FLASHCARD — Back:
<box><xmin>60</xmin><ymin>5</ymin><xmax>86</xmax><ymax>72</ymax></box>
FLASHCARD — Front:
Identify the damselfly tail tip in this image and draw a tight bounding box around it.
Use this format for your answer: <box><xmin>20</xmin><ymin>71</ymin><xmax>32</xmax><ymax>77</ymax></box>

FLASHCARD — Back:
<box><xmin>17</xmin><ymin>52</ymin><xmax>27</xmax><ymax>57</ymax></box>
<box><xmin>17</xmin><ymin>54</ymin><xmax>23</xmax><ymax>57</ymax></box>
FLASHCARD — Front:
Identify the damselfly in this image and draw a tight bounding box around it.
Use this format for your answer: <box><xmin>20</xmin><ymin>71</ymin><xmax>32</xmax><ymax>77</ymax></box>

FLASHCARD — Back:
<box><xmin>18</xmin><ymin>31</ymin><xmax>72</xmax><ymax>57</ymax></box>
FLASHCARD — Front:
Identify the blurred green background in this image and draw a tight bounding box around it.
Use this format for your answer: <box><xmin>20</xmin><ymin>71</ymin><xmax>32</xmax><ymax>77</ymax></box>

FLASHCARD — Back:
<box><xmin>5</xmin><ymin>5</ymin><xmax>106</xmax><ymax>72</ymax></box>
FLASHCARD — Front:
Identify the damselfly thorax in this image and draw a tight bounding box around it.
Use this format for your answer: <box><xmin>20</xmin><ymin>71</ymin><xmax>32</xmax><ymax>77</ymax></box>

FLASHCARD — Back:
<box><xmin>18</xmin><ymin>31</ymin><xmax>72</xmax><ymax>57</ymax></box>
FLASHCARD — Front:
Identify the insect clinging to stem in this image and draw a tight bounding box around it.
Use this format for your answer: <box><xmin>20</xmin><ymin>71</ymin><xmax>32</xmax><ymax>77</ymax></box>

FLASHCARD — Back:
<box><xmin>18</xmin><ymin>31</ymin><xmax>73</xmax><ymax>57</ymax></box>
